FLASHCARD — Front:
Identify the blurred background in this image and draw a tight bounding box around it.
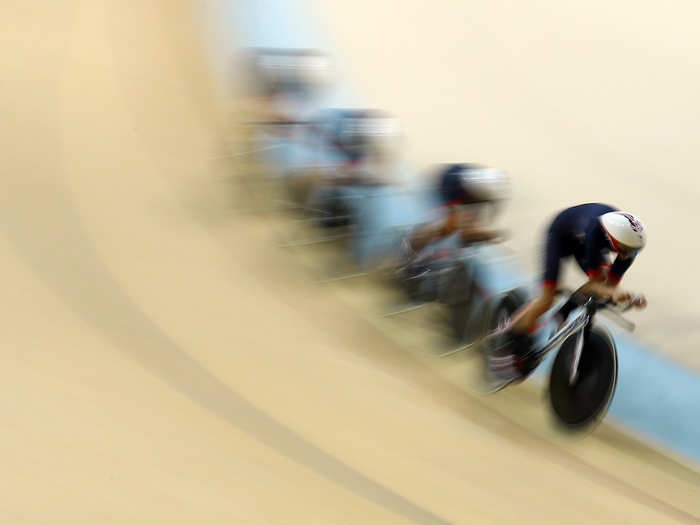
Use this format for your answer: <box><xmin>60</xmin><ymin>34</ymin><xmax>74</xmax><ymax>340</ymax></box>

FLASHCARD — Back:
<box><xmin>1</xmin><ymin>1</ymin><xmax>698</xmax><ymax>523</ymax></box>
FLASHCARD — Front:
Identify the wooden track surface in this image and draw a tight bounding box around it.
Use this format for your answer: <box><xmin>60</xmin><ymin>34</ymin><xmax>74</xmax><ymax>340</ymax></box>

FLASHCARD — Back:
<box><xmin>0</xmin><ymin>2</ymin><xmax>697</xmax><ymax>523</ymax></box>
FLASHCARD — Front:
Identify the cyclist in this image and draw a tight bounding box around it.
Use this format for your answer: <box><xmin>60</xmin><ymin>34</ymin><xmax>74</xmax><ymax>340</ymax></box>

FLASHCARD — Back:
<box><xmin>489</xmin><ymin>203</ymin><xmax>647</xmax><ymax>382</ymax></box>
<box><xmin>401</xmin><ymin>163</ymin><xmax>509</xmax><ymax>260</ymax></box>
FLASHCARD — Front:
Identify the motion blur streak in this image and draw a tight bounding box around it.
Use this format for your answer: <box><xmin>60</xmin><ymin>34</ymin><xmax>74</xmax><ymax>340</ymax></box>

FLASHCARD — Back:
<box><xmin>0</xmin><ymin>0</ymin><xmax>697</xmax><ymax>524</ymax></box>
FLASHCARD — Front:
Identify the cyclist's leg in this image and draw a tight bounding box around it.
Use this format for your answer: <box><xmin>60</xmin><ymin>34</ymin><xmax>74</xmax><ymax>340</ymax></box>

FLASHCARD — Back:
<box><xmin>510</xmin><ymin>225</ymin><xmax>561</xmax><ymax>334</ymax></box>
<box><xmin>488</xmin><ymin>223</ymin><xmax>564</xmax><ymax>382</ymax></box>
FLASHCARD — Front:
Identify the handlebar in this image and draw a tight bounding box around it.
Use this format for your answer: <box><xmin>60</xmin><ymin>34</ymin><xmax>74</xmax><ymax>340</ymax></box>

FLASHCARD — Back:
<box><xmin>555</xmin><ymin>287</ymin><xmax>641</xmax><ymax>308</ymax></box>
<box><xmin>554</xmin><ymin>288</ymin><xmax>637</xmax><ymax>332</ymax></box>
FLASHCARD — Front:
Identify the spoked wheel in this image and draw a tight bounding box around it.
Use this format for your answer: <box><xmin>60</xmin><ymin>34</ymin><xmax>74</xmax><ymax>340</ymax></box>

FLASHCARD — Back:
<box><xmin>483</xmin><ymin>290</ymin><xmax>527</xmax><ymax>342</ymax></box>
<box><xmin>484</xmin><ymin>290</ymin><xmax>527</xmax><ymax>336</ymax></box>
<box><xmin>477</xmin><ymin>290</ymin><xmax>529</xmax><ymax>392</ymax></box>
<box><xmin>549</xmin><ymin>327</ymin><xmax>618</xmax><ymax>429</ymax></box>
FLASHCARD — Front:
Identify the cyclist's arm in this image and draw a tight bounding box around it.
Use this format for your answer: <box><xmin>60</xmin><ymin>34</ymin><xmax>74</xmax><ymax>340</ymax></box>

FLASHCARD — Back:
<box><xmin>605</xmin><ymin>255</ymin><xmax>634</xmax><ymax>286</ymax></box>
<box><xmin>457</xmin><ymin>205</ymin><xmax>506</xmax><ymax>243</ymax></box>
<box><xmin>407</xmin><ymin>205</ymin><xmax>461</xmax><ymax>253</ymax></box>
<box><xmin>577</xmin><ymin>224</ymin><xmax>617</xmax><ymax>297</ymax></box>
<box><xmin>583</xmin><ymin>225</ymin><xmax>609</xmax><ymax>281</ymax></box>
<box><xmin>459</xmin><ymin>226</ymin><xmax>506</xmax><ymax>244</ymax></box>
<box><xmin>581</xmin><ymin>278</ymin><xmax>616</xmax><ymax>298</ymax></box>
<box><xmin>408</xmin><ymin>220</ymin><xmax>452</xmax><ymax>253</ymax></box>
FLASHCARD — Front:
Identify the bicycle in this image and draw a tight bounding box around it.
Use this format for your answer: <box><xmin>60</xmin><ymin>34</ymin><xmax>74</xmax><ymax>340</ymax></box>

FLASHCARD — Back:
<box><xmin>484</xmin><ymin>287</ymin><xmax>638</xmax><ymax>429</ymax></box>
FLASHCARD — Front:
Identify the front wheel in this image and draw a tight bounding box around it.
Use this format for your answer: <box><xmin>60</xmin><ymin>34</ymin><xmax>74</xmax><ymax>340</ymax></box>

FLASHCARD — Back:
<box><xmin>549</xmin><ymin>326</ymin><xmax>618</xmax><ymax>429</ymax></box>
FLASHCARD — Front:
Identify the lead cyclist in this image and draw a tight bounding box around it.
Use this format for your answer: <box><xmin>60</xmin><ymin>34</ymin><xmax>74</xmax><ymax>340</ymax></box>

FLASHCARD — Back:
<box><xmin>488</xmin><ymin>203</ymin><xmax>648</xmax><ymax>383</ymax></box>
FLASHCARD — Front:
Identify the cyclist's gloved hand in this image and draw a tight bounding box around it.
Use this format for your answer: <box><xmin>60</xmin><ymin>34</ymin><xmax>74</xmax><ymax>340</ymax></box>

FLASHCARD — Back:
<box><xmin>612</xmin><ymin>290</ymin><xmax>647</xmax><ymax>309</ymax></box>
<box><xmin>612</xmin><ymin>289</ymin><xmax>631</xmax><ymax>304</ymax></box>
<box><xmin>630</xmin><ymin>294</ymin><xmax>647</xmax><ymax>309</ymax></box>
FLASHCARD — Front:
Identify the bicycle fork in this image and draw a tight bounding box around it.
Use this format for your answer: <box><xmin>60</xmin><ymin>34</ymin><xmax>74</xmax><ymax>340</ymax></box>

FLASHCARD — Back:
<box><xmin>569</xmin><ymin>328</ymin><xmax>586</xmax><ymax>386</ymax></box>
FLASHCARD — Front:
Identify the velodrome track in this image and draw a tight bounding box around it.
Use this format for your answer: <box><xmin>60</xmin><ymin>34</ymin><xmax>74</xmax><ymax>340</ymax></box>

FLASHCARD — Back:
<box><xmin>304</xmin><ymin>0</ymin><xmax>700</xmax><ymax>370</ymax></box>
<box><xmin>1</xmin><ymin>2</ymin><xmax>697</xmax><ymax>523</ymax></box>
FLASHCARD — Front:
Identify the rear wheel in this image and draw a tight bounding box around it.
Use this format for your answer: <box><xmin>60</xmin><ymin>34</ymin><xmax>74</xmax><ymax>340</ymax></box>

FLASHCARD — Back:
<box><xmin>549</xmin><ymin>327</ymin><xmax>618</xmax><ymax>429</ymax></box>
<box><xmin>487</xmin><ymin>292</ymin><xmax>523</xmax><ymax>334</ymax></box>
<box><xmin>477</xmin><ymin>289</ymin><xmax>527</xmax><ymax>355</ymax></box>
<box><xmin>478</xmin><ymin>291</ymin><xmax>529</xmax><ymax>391</ymax></box>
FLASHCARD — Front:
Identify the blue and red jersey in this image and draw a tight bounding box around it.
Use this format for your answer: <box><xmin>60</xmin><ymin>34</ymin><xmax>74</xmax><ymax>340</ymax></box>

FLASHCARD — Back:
<box><xmin>543</xmin><ymin>203</ymin><xmax>635</xmax><ymax>287</ymax></box>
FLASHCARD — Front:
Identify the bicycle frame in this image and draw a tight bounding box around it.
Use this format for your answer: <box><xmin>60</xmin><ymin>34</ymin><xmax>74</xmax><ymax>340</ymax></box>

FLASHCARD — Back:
<box><xmin>530</xmin><ymin>297</ymin><xmax>594</xmax><ymax>377</ymax></box>
<box><xmin>532</xmin><ymin>293</ymin><xmax>632</xmax><ymax>386</ymax></box>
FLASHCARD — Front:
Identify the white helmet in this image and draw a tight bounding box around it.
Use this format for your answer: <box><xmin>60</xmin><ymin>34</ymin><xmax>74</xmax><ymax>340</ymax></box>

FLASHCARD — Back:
<box><xmin>460</xmin><ymin>165</ymin><xmax>509</xmax><ymax>202</ymax></box>
<box><xmin>291</xmin><ymin>51</ymin><xmax>333</xmax><ymax>88</ymax></box>
<box><xmin>342</xmin><ymin>111</ymin><xmax>399</xmax><ymax>139</ymax></box>
<box><xmin>599</xmin><ymin>211</ymin><xmax>646</xmax><ymax>257</ymax></box>
<box><xmin>254</xmin><ymin>49</ymin><xmax>332</xmax><ymax>93</ymax></box>
<box><xmin>340</xmin><ymin>110</ymin><xmax>401</xmax><ymax>160</ymax></box>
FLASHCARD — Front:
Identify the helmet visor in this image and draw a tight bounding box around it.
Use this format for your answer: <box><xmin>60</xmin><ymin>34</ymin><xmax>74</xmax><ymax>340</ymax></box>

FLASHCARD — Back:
<box><xmin>605</xmin><ymin>233</ymin><xmax>641</xmax><ymax>258</ymax></box>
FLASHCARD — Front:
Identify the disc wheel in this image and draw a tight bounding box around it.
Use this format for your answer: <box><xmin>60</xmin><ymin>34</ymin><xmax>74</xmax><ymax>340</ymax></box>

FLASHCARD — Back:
<box><xmin>549</xmin><ymin>327</ymin><xmax>618</xmax><ymax>429</ymax></box>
